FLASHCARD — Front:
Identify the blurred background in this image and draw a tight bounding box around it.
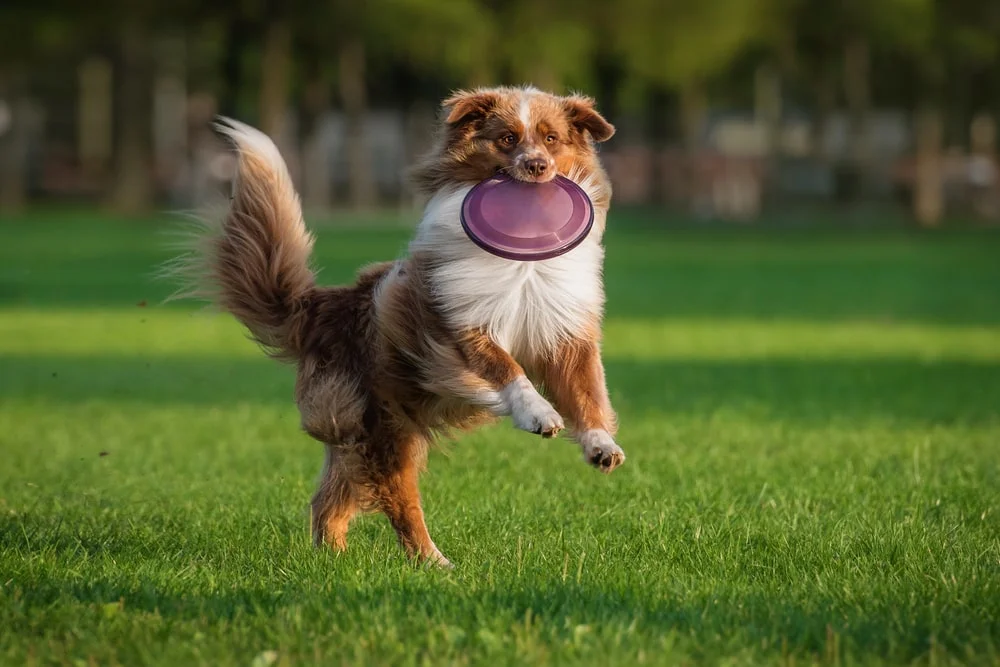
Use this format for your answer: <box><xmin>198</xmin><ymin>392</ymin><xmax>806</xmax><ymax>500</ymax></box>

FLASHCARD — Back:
<box><xmin>2</xmin><ymin>0</ymin><xmax>1000</xmax><ymax>225</ymax></box>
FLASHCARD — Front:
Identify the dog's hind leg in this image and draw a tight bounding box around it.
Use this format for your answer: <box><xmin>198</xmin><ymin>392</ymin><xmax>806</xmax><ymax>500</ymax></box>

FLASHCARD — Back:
<box><xmin>311</xmin><ymin>444</ymin><xmax>360</xmax><ymax>550</ymax></box>
<box><xmin>372</xmin><ymin>431</ymin><xmax>451</xmax><ymax>567</ymax></box>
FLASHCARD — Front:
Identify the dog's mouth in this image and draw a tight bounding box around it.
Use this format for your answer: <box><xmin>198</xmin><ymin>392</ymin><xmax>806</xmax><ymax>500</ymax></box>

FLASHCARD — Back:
<box><xmin>506</xmin><ymin>166</ymin><xmax>558</xmax><ymax>185</ymax></box>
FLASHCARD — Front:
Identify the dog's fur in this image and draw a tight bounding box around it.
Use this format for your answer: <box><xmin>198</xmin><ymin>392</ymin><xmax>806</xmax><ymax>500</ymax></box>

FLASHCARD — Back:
<box><xmin>170</xmin><ymin>86</ymin><xmax>624</xmax><ymax>566</ymax></box>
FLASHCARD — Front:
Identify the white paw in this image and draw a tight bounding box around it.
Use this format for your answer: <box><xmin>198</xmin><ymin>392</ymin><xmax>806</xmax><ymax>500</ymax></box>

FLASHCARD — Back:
<box><xmin>578</xmin><ymin>429</ymin><xmax>626</xmax><ymax>473</ymax></box>
<box><xmin>501</xmin><ymin>377</ymin><xmax>564</xmax><ymax>438</ymax></box>
<box><xmin>426</xmin><ymin>550</ymin><xmax>454</xmax><ymax>569</ymax></box>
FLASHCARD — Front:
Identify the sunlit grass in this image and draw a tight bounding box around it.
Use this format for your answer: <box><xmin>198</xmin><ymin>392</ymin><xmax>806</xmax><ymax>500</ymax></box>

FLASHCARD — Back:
<box><xmin>1</xmin><ymin>216</ymin><xmax>998</xmax><ymax>665</ymax></box>
<box><xmin>3</xmin><ymin>309</ymin><xmax>1000</xmax><ymax>362</ymax></box>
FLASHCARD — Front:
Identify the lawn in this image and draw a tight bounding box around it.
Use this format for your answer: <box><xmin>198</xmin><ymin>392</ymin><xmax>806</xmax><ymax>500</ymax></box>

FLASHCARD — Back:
<box><xmin>1</xmin><ymin>212</ymin><xmax>999</xmax><ymax>666</ymax></box>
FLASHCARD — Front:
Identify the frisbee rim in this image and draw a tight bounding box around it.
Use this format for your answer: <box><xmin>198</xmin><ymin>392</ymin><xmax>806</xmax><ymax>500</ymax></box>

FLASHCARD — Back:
<box><xmin>460</xmin><ymin>174</ymin><xmax>595</xmax><ymax>262</ymax></box>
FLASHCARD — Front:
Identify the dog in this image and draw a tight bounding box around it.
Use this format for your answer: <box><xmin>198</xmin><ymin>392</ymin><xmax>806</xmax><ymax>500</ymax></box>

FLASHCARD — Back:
<box><xmin>170</xmin><ymin>86</ymin><xmax>625</xmax><ymax>567</ymax></box>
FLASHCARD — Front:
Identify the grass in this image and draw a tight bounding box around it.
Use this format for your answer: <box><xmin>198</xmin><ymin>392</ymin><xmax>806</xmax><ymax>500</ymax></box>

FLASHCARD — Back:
<box><xmin>1</xmin><ymin>212</ymin><xmax>999</xmax><ymax>666</ymax></box>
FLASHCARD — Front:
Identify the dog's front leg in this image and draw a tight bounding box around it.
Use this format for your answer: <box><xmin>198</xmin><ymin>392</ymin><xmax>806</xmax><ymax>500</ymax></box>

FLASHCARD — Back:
<box><xmin>458</xmin><ymin>330</ymin><xmax>564</xmax><ymax>437</ymax></box>
<box><xmin>541</xmin><ymin>335</ymin><xmax>625</xmax><ymax>473</ymax></box>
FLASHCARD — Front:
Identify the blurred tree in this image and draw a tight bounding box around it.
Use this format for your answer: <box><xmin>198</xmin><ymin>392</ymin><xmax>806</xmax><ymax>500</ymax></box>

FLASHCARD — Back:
<box><xmin>191</xmin><ymin>0</ymin><xmax>294</xmax><ymax>151</ymax></box>
<box><xmin>901</xmin><ymin>0</ymin><xmax>1000</xmax><ymax>225</ymax></box>
<box><xmin>259</xmin><ymin>20</ymin><xmax>293</xmax><ymax>142</ymax></box>
<box><xmin>771</xmin><ymin>0</ymin><xmax>934</xmax><ymax>201</ymax></box>
<box><xmin>603</xmin><ymin>0</ymin><xmax>771</xmax><ymax>205</ymax></box>
<box><xmin>0</xmin><ymin>7</ymin><xmax>80</xmax><ymax>212</ymax></box>
<box><xmin>3</xmin><ymin>0</ymin><xmax>999</xmax><ymax>218</ymax></box>
<box><xmin>88</xmin><ymin>0</ymin><xmax>204</xmax><ymax>214</ymax></box>
<box><xmin>479</xmin><ymin>0</ymin><xmax>598</xmax><ymax>92</ymax></box>
<box><xmin>111</xmin><ymin>14</ymin><xmax>155</xmax><ymax>214</ymax></box>
<box><xmin>295</xmin><ymin>0</ymin><xmax>490</xmax><ymax>210</ymax></box>
<box><xmin>608</xmin><ymin>0</ymin><xmax>769</xmax><ymax>121</ymax></box>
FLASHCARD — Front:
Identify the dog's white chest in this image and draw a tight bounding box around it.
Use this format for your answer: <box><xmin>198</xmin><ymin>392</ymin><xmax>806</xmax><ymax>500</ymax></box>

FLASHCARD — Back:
<box><xmin>410</xmin><ymin>187</ymin><xmax>605</xmax><ymax>356</ymax></box>
<box><xmin>435</xmin><ymin>248</ymin><xmax>603</xmax><ymax>355</ymax></box>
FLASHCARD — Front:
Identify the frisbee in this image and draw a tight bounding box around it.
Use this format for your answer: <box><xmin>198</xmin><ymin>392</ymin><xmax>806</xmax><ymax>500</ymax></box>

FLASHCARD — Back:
<box><xmin>460</xmin><ymin>174</ymin><xmax>594</xmax><ymax>261</ymax></box>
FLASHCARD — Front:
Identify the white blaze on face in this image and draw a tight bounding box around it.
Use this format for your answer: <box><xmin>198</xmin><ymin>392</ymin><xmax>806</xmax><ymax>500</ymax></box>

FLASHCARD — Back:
<box><xmin>515</xmin><ymin>88</ymin><xmax>557</xmax><ymax>177</ymax></box>
<box><xmin>518</xmin><ymin>91</ymin><xmax>533</xmax><ymax>129</ymax></box>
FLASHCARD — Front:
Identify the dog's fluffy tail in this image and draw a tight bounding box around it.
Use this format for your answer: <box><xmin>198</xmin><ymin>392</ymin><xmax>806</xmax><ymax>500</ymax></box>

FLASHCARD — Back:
<box><xmin>167</xmin><ymin>117</ymin><xmax>315</xmax><ymax>361</ymax></box>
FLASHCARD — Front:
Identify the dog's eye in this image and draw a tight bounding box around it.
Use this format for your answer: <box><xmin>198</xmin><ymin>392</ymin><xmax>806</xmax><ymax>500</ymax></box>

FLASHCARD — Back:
<box><xmin>499</xmin><ymin>133</ymin><xmax>516</xmax><ymax>147</ymax></box>
<box><xmin>545</xmin><ymin>134</ymin><xmax>558</xmax><ymax>144</ymax></box>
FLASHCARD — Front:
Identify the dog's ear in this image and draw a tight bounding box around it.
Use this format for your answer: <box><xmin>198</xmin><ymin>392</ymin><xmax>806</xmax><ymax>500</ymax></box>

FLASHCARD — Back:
<box><xmin>563</xmin><ymin>95</ymin><xmax>615</xmax><ymax>143</ymax></box>
<box><xmin>443</xmin><ymin>89</ymin><xmax>501</xmax><ymax>126</ymax></box>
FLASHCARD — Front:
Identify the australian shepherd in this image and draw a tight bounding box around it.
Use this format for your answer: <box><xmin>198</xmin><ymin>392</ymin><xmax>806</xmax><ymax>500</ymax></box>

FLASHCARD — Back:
<box><xmin>171</xmin><ymin>86</ymin><xmax>625</xmax><ymax>567</ymax></box>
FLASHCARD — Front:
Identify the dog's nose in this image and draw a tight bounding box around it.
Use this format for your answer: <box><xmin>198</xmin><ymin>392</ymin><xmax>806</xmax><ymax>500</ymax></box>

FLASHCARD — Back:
<box><xmin>524</xmin><ymin>158</ymin><xmax>548</xmax><ymax>177</ymax></box>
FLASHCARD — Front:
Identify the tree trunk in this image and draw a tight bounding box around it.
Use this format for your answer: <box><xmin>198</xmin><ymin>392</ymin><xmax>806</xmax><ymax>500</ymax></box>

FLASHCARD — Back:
<box><xmin>111</xmin><ymin>18</ymin><xmax>154</xmax><ymax>215</ymax></box>
<box><xmin>338</xmin><ymin>37</ymin><xmax>376</xmax><ymax>210</ymax></box>
<box><xmin>78</xmin><ymin>57</ymin><xmax>113</xmax><ymax>186</ymax></box>
<box><xmin>754</xmin><ymin>63</ymin><xmax>782</xmax><ymax>161</ymax></box>
<box><xmin>913</xmin><ymin>106</ymin><xmax>943</xmax><ymax>226</ymax></box>
<box><xmin>678</xmin><ymin>81</ymin><xmax>707</xmax><ymax>211</ymax></box>
<box><xmin>843</xmin><ymin>36</ymin><xmax>870</xmax><ymax>201</ymax></box>
<box><xmin>811</xmin><ymin>70</ymin><xmax>836</xmax><ymax>165</ymax></box>
<box><xmin>220</xmin><ymin>18</ymin><xmax>251</xmax><ymax>118</ymax></box>
<box><xmin>153</xmin><ymin>34</ymin><xmax>188</xmax><ymax>205</ymax></box>
<box><xmin>257</xmin><ymin>20</ymin><xmax>299</xmax><ymax>185</ymax></box>
<box><xmin>259</xmin><ymin>21</ymin><xmax>291</xmax><ymax>139</ymax></box>
<box><xmin>403</xmin><ymin>101</ymin><xmax>436</xmax><ymax>208</ymax></box>
<box><xmin>969</xmin><ymin>112</ymin><xmax>998</xmax><ymax>220</ymax></box>
<box><xmin>0</xmin><ymin>70</ymin><xmax>30</xmax><ymax>213</ymax></box>
<box><xmin>301</xmin><ymin>75</ymin><xmax>333</xmax><ymax>214</ymax></box>
<box><xmin>753</xmin><ymin>64</ymin><xmax>782</xmax><ymax>213</ymax></box>
<box><xmin>680</xmin><ymin>81</ymin><xmax>707</xmax><ymax>154</ymax></box>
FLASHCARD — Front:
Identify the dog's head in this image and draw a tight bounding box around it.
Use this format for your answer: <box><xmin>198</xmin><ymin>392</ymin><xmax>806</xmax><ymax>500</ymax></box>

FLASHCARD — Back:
<box><xmin>411</xmin><ymin>86</ymin><xmax>614</xmax><ymax>194</ymax></box>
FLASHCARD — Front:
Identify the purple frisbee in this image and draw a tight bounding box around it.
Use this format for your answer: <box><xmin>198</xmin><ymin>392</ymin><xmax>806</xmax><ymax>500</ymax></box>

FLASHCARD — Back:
<box><xmin>461</xmin><ymin>174</ymin><xmax>594</xmax><ymax>261</ymax></box>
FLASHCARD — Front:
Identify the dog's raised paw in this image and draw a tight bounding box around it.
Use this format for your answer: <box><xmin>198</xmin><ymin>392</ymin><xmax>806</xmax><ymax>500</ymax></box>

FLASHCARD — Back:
<box><xmin>503</xmin><ymin>378</ymin><xmax>564</xmax><ymax>438</ymax></box>
<box><xmin>535</xmin><ymin>413</ymin><xmax>565</xmax><ymax>438</ymax></box>
<box><xmin>579</xmin><ymin>429</ymin><xmax>626</xmax><ymax>473</ymax></box>
<box><xmin>518</xmin><ymin>404</ymin><xmax>564</xmax><ymax>438</ymax></box>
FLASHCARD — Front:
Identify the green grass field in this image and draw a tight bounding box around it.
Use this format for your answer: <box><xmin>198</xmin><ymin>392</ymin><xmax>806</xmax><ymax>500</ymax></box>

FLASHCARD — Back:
<box><xmin>2</xmin><ymin>213</ymin><xmax>999</xmax><ymax>666</ymax></box>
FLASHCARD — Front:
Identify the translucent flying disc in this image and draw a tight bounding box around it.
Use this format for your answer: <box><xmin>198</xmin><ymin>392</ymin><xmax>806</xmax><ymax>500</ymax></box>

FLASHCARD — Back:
<box><xmin>460</xmin><ymin>174</ymin><xmax>594</xmax><ymax>261</ymax></box>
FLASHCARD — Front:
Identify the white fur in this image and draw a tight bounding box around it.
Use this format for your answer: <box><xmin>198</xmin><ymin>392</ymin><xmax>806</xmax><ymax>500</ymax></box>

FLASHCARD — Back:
<box><xmin>578</xmin><ymin>429</ymin><xmax>625</xmax><ymax>467</ymax></box>
<box><xmin>408</xmin><ymin>172</ymin><xmax>606</xmax><ymax>359</ymax></box>
<box><xmin>519</xmin><ymin>93</ymin><xmax>533</xmax><ymax>128</ymax></box>
<box><xmin>495</xmin><ymin>376</ymin><xmax>563</xmax><ymax>433</ymax></box>
<box><xmin>214</xmin><ymin>118</ymin><xmax>289</xmax><ymax>176</ymax></box>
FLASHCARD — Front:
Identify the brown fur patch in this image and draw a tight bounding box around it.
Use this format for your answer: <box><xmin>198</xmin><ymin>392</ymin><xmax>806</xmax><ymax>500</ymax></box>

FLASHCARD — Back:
<box><xmin>409</xmin><ymin>86</ymin><xmax>615</xmax><ymax>198</ymax></box>
<box><xmin>457</xmin><ymin>329</ymin><xmax>525</xmax><ymax>388</ymax></box>
<box><xmin>541</xmin><ymin>327</ymin><xmax>617</xmax><ymax>436</ymax></box>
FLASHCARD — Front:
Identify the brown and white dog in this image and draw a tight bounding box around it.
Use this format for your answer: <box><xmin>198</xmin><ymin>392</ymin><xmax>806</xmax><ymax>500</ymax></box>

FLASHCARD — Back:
<box><xmin>173</xmin><ymin>86</ymin><xmax>625</xmax><ymax>567</ymax></box>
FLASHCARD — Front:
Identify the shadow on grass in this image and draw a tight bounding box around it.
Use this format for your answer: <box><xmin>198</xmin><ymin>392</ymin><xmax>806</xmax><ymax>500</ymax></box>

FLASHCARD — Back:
<box><xmin>2</xmin><ymin>509</ymin><xmax>996</xmax><ymax>663</ymax></box>
<box><xmin>3</xmin><ymin>221</ymin><xmax>1000</xmax><ymax>325</ymax></box>
<box><xmin>2</xmin><ymin>354</ymin><xmax>999</xmax><ymax>427</ymax></box>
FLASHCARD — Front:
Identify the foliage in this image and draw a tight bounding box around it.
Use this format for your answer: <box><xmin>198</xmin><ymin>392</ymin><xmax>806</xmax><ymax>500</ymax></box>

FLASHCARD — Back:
<box><xmin>607</xmin><ymin>0</ymin><xmax>770</xmax><ymax>89</ymax></box>
<box><xmin>3</xmin><ymin>0</ymin><xmax>999</xmax><ymax>103</ymax></box>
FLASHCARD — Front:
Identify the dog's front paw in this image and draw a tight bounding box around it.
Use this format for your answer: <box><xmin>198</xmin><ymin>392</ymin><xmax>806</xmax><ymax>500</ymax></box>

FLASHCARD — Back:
<box><xmin>502</xmin><ymin>377</ymin><xmax>564</xmax><ymax>438</ymax></box>
<box><xmin>514</xmin><ymin>402</ymin><xmax>565</xmax><ymax>438</ymax></box>
<box><xmin>579</xmin><ymin>429</ymin><xmax>626</xmax><ymax>473</ymax></box>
